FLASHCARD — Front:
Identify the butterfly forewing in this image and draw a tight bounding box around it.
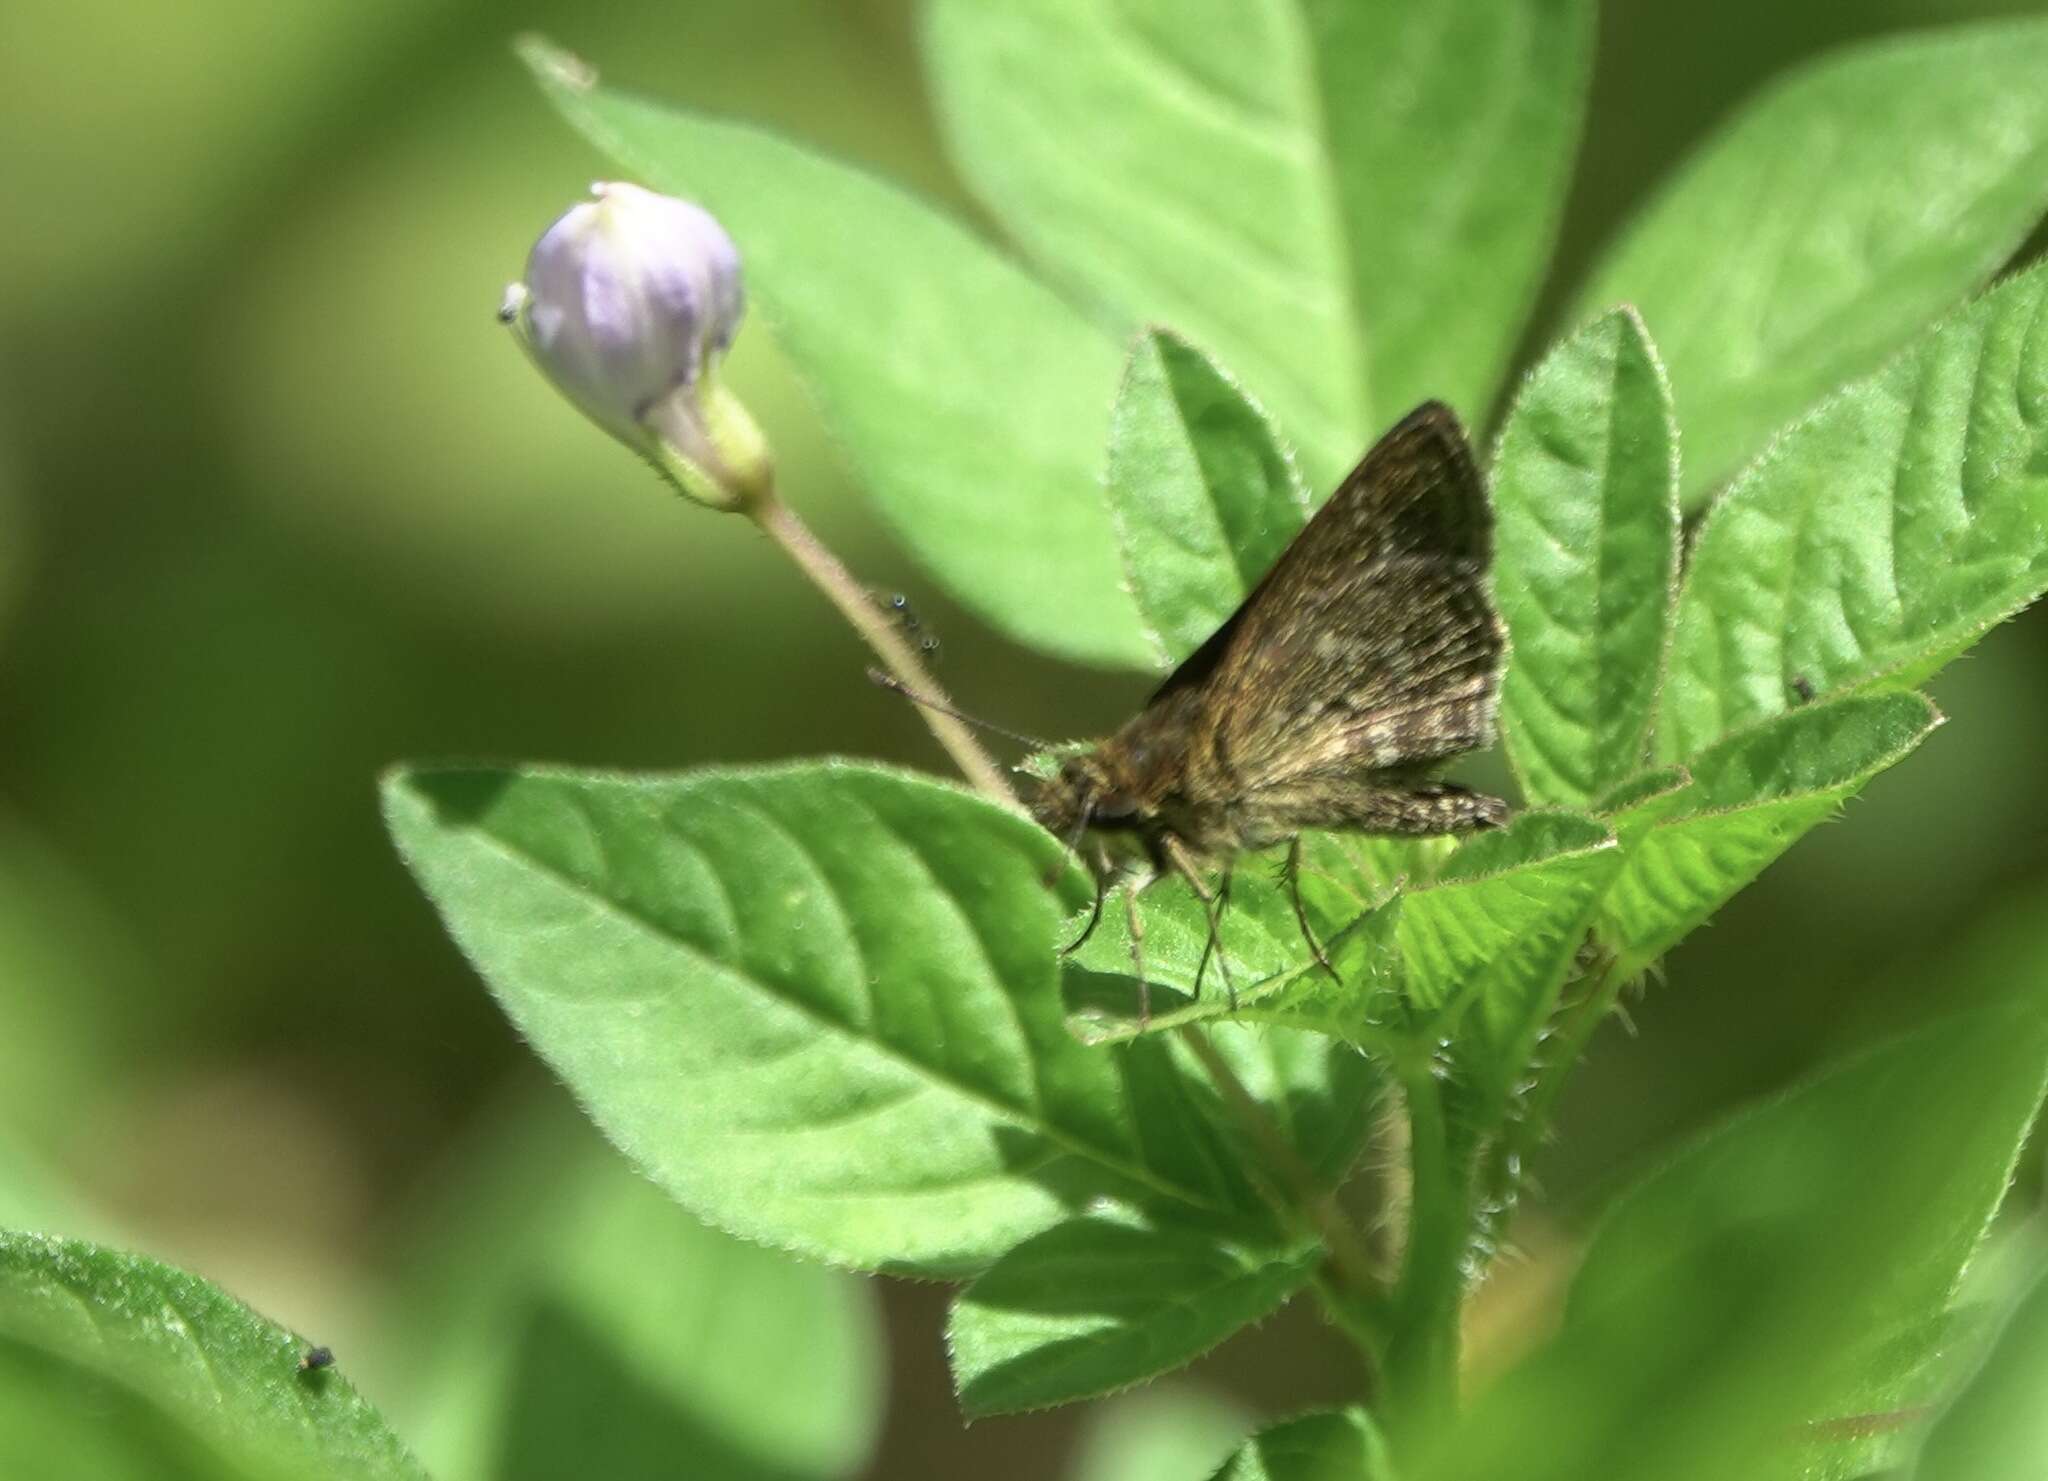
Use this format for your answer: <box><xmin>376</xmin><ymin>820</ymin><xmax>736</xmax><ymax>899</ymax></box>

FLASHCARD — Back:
<box><xmin>1163</xmin><ymin>401</ymin><xmax>1502</xmax><ymax>788</ymax></box>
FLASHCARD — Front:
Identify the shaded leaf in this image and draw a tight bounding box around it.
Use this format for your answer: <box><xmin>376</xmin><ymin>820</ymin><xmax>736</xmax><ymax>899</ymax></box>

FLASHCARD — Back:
<box><xmin>1576</xmin><ymin>19</ymin><xmax>2048</xmax><ymax>503</ymax></box>
<box><xmin>923</xmin><ymin>0</ymin><xmax>1591</xmax><ymax>471</ymax></box>
<box><xmin>0</xmin><ymin>1232</ymin><xmax>425</xmax><ymax>1481</ymax></box>
<box><xmin>1424</xmin><ymin>1006</ymin><xmax>2048</xmax><ymax>1481</ymax></box>
<box><xmin>386</xmin><ymin>1098</ymin><xmax>881</xmax><ymax>1481</ymax></box>
<box><xmin>949</xmin><ymin>1216</ymin><xmax>1319</xmax><ymax>1416</ymax></box>
<box><xmin>1107</xmin><ymin>328</ymin><xmax>1310</xmax><ymax>667</ymax></box>
<box><xmin>520</xmin><ymin>38</ymin><xmax>1148</xmax><ymax>669</ymax></box>
<box><xmin>384</xmin><ymin>762</ymin><xmax>1279</xmax><ymax>1276</ymax></box>
<box><xmin>1599</xmin><ymin>692</ymin><xmax>1941</xmax><ymax>976</ymax></box>
<box><xmin>1493</xmin><ymin>308</ymin><xmax>1680</xmax><ymax>809</ymax></box>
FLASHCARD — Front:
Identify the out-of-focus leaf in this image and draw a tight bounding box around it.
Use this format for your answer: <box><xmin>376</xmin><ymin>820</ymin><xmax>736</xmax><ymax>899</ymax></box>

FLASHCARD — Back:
<box><xmin>1493</xmin><ymin>308</ymin><xmax>1679</xmax><ymax>809</ymax></box>
<box><xmin>1917</xmin><ymin>1265</ymin><xmax>2048</xmax><ymax>1481</ymax></box>
<box><xmin>384</xmin><ymin>762</ymin><xmax>1282</xmax><ymax>1277</ymax></box>
<box><xmin>1598</xmin><ymin>692</ymin><xmax>1941</xmax><ymax>976</ymax></box>
<box><xmin>1069</xmin><ymin>1386</ymin><xmax>1251</xmax><ymax>1481</ymax></box>
<box><xmin>520</xmin><ymin>38</ymin><xmax>1148</xmax><ymax>669</ymax></box>
<box><xmin>1658</xmin><ymin>257</ymin><xmax>2048</xmax><ymax>760</ymax></box>
<box><xmin>1211</xmin><ymin>1408</ymin><xmax>1396</xmax><ymax>1481</ymax></box>
<box><xmin>1423</xmin><ymin>1006</ymin><xmax>2048</xmax><ymax>1481</ymax></box>
<box><xmin>948</xmin><ymin>1215</ymin><xmax>1319</xmax><ymax>1416</ymax></box>
<box><xmin>1106</xmin><ymin>329</ymin><xmax>1309</xmax><ymax>667</ymax></box>
<box><xmin>922</xmin><ymin>0</ymin><xmax>1591</xmax><ymax>470</ymax></box>
<box><xmin>1576</xmin><ymin>19</ymin><xmax>2048</xmax><ymax>503</ymax></box>
<box><xmin>388</xmin><ymin>1099</ymin><xmax>881</xmax><ymax>1481</ymax></box>
<box><xmin>0</xmin><ymin>817</ymin><xmax>135</xmax><ymax>1152</ymax></box>
<box><xmin>0</xmin><ymin>1232</ymin><xmax>426</xmax><ymax>1481</ymax></box>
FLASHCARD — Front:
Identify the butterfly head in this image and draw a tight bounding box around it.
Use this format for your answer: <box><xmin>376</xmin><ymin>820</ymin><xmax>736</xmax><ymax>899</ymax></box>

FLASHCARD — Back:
<box><xmin>1028</xmin><ymin>743</ymin><xmax>1157</xmax><ymax>862</ymax></box>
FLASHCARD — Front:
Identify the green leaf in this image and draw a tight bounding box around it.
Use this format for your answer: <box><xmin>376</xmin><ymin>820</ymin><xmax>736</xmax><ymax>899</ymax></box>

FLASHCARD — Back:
<box><xmin>1767</xmin><ymin>1306</ymin><xmax>1996</xmax><ymax>1481</ymax></box>
<box><xmin>1070</xmin><ymin>1388</ymin><xmax>1252</xmax><ymax>1481</ymax></box>
<box><xmin>1060</xmin><ymin>836</ymin><xmax>1370</xmax><ymax>1038</ymax></box>
<box><xmin>1599</xmin><ymin>692</ymin><xmax>1941</xmax><ymax>976</ymax></box>
<box><xmin>1659</xmin><ymin>257</ymin><xmax>2048</xmax><ymax>760</ymax></box>
<box><xmin>1493</xmin><ymin>308</ymin><xmax>1680</xmax><ymax>809</ymax></box>
<box><xmin>1575</xmin><ymin>18</ymin><xmax>2048</xmax><ymax>504</ymax></box>
<box><xmin>1917</xmin><ymin>1266</ymin><xmax>2048</xmax><ymax>1481</ymax></box>
<box><xmin>0</xmin><ymin>1337</ymin><xmax>274</xmax><ymax>1481</ymax></box>
<box><xmin>1080</xmin><ymin>815</ymin><xmax>1616</xmax><ymax>1059</ymax></box>
<box><xmin>1396</xmin><ymin>813</ymin><xmax>1616</xmax><ymax>1031</ymax></box>
<box><xmin>0</xmin><ymin>1232</ymin><xmax>426</xmax><ymax>1481</ymax></box>
<box><xmin>1426</xmin><ymin>1006</ymin><xmax>2048</xmax><ymax>1481</ymax></box>
<box><xmin>386</xmin><ymin>1099</ymin><xmax>881</xmax><ymax>1481</ymax></box>
<box><xmin>384</xmin><ymin>761</ymin><xmax>1286</xmax><ymax>1276</ymax></box>
<box><xmin>518</xmin><ymin>38</ymin><xmax>1147</xmax><ymax>669</ymax></box>
<box><xmin>922</xmin><ymin>0</ymin><xmax>1591</xmax><ymax>472</ymax></box>
<box><xmin>1211</xmin><ymin>1408</ymin><xmax>1396</xmax><ymax>1481</ymax></box>
<box><xmin>1106</xmin><ymin>329</ymin><xmax>1310</xmax><ymax>666</ymax></box>
<box><xmin>948</xmin><ymin>1215</ymin><xmax>1319</xmax><ymax>1416</ymax></box>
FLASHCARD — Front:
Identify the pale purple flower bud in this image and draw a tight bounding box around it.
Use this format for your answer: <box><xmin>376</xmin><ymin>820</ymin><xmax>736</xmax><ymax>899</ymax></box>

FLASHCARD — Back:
<box><xmin>502</xmin><ymin>182</ymin><xmax>769</xmax><ymax>508</ymax></box>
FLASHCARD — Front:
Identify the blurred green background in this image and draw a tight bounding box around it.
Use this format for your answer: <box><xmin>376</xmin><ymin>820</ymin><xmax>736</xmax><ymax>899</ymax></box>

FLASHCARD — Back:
<box><xmin>3</xmin><ymin>0</ymin><xmax>2046</xmax><ymax>1476</ymax></box>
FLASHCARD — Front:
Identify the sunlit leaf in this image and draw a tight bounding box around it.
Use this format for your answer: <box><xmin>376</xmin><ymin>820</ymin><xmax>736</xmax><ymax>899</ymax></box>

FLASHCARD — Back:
<box><xmin>384</xmin><ymin>762</ymin><xmax>1285</xmax><ymax>1276</ymax></box>
<box><xmin>1493</xmin><ymin>308</ymin><xmax>1680</xmax><ymax>809</ymax></box>
<box><xmin>1659</xmin><ymin>256</ymin><xmax>2048</xmax><ymax>760</ymax></box>
<box><xmin>1106</xmin><ymin>328</ymin><xmax>1309</xmax><ymax>667</ymax></box>
<box><xmin>0</xmin><ymin>1232</ymin><xmax>425</xmax><ymax>1481</ymax></box>
<box><xmin>1576</xmin><ymin>19</ymin><xmax>2048</xmax><ymax>503</ymax></box>
<box><xmin>1076</xmin><ymin>815</ymin><xmax>1614</xmax><ymax>1062</ymax></box>
<box><xmin>922</xmin><ymin>0</ymin><xmax>1591</xmax><ymax>471</ymax></box>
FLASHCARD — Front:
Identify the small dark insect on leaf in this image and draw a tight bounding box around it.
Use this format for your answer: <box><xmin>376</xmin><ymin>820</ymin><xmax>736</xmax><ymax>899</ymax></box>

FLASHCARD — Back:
<box><xmin>297</xmin><ymin>1345</ymin><xmax>335</xmax><ymax>1374</ymax></box>
<box><xmin>1032</xmin><ymin>402</ymin><xmax>1509</xmax><ymax>1006</ymax></box>
<box><xmin>1790</xmin><ymin>673</ymin><xmax>1816</xmax><ymax>704</ymax></box>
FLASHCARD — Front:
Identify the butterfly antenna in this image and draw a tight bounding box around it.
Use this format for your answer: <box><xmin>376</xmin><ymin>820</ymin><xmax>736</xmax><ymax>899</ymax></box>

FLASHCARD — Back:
<box><xmin>865</xmin><ymin>669</ymin><xmax>1050</xmax><ymax>750</ymax></box>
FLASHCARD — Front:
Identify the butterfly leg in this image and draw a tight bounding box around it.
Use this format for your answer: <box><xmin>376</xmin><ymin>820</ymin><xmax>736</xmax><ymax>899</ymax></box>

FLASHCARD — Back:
<box><xmin>1284</xmin><ymin>837</ymin><xmax>1338</xmax><ymax>982</ymax></box>
<box><xmin>1164</xmin><ymin>836</ymin><xmax>1237</xmax><ymax>1012</ymax></box>
<box><xmin>1212</xmin><ymin>867</ymin><xmax>1238</xmax><ymax>1012</ymax></box>
<box><xmin>1058</xmin><ymin>846</ymin><xmax>1119</xmax><ymax>956</ymax></box>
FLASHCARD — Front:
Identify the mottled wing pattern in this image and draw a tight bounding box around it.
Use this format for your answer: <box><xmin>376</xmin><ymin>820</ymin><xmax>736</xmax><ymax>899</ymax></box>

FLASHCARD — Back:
<box><xmin>1157</xmin><ymin>402</ymin><xmax>1502</xmax><ymax>786</ymax></box>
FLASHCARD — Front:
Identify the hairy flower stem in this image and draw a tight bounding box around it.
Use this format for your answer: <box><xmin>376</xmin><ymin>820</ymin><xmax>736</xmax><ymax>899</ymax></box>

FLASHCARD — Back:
<box><xmin>1383</xmin><ymin>1058</ymin><xmax>1466</xmax><ymax>1445</ymax></box>
<box><xmin>747</xmin><ymin>487</ymin><xmax>1015</xmax><ymax>806</ymax></box>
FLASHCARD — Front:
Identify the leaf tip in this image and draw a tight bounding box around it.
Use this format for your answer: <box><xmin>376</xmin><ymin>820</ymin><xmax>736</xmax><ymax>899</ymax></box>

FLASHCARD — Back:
<box><xmin>514</xmin><ymin>33</ymin><xmax>598</xmax><ymax>95</ymax></box>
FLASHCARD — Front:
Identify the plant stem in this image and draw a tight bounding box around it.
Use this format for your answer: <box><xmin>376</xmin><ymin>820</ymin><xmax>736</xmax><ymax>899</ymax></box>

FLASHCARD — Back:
<box><xmin>1515</xmin><ymin>954</ymin><xmax>1627</xmax><ymax>1160</ymax></box>
<box><xmin>747</xmin><ymin>487</ymin><xmax>1015</xmax><ymax>806</ymax></box>
<box><xmin>1175</xmin><ymin>1026</ymin><xmax>1388</xmax><ymax>1334</ymax></box>
<box><xmin>1384</xmin><ymin>1056</ymin><xmax>1466</xmax><ymax>1444</ymax></box>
